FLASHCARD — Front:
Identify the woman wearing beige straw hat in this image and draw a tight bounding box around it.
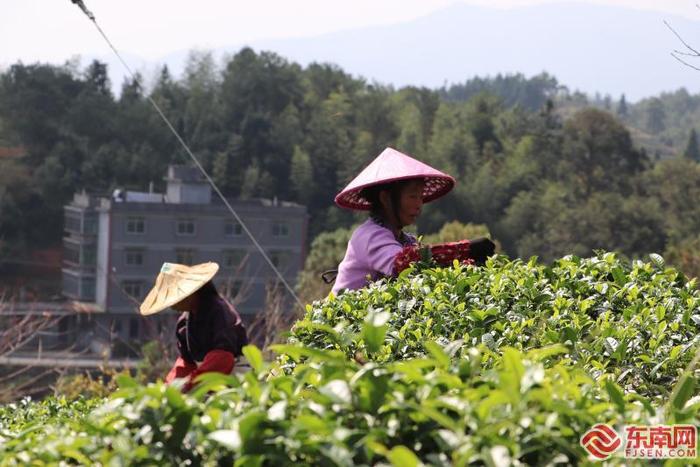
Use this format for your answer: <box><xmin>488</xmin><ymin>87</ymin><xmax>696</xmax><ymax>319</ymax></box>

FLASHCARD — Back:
<box><xmin>140</xmin><ymin>262</ymin><xmax>248</xmax><ymax>392</ymax></box>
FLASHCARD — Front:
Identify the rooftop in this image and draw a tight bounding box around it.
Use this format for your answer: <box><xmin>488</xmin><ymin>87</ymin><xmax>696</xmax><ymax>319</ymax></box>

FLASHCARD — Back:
<box><xmin>164</xmin><ymin>165</ymin><xmax>206</xmax><ymax>183</ymax></box>
<box><xmin>67</xmin><ymin>164</ymin><xmax>306</xmax><ymax>212</ymax></box>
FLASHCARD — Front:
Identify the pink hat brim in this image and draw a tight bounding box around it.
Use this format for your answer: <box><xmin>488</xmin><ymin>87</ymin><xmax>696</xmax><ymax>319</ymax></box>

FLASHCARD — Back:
<box><xmin>334</xmin><ymin>147</ymin><xmax>455</xmax><ymax>211</ymax></box>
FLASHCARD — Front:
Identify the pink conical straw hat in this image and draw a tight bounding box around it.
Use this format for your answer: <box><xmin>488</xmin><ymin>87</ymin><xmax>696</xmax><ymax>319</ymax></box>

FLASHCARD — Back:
<box><xmin>335</xmin><ymin>147</ymin><xmax>455</xmax><ymax>210</ymax></box>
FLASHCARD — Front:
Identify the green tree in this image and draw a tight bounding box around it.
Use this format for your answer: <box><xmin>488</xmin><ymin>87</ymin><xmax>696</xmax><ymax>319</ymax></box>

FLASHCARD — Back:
<box><xmin>221</xmin><ymin>48</ymin><xmax>303</xmax><ymax>130</ymax></box>
<box><xmin>339</xmin><ymin>130</ymin><xmax>377</xmax><ymax>188</ymax></box>
<box><xmin>603</xmin><ymin>94</ymin><xmax>612</xmax><ymax>111</ymax></box>
<box><xmin>427</xmin><ymin>102</ymin><xmax>472</xmax><ymax>177</ymax></box>
<box><xmin>440</xmin><ymin>72</ymin><xmax>560</xmax><ymax>111</ymax></box>
<box><xmin>500</xmin><ymin>183</ymin><xmax>665</xmax><ymax>261</ymax></box>
<box><xmin>266</xmin><ymin>104</ymin><xmax>304</xmax><ymax>196</ymax></box>
<box><xmin>296</xmin><ymin>226</ymin><xmax>353</xmax><ymax>304</ymax></box>
<box><xmin>683</xmin><ymin>128</ymin><xmax>700</xmax><ymax>162</ymax></box>
<box><xmin>0</xmin><ymin>160</ymin><xmax>43</xmax><ymax>254</ymax></box>
<box><xmin>240</xmin><ymin>162</ymin><xmax>275</xmax><ymax>199</ymax></box>
<box><xmin>645</xmin><ymin>97</ymin><xmax>666</xmax><ymax>133</ymax></box>
<box><xmin>290</xmin><ymin>146</ymin><xmax>313</xmax><ymax>204</ymax></box>
<box><xmin>81</xmin><ymin>141</ymin><xmax>129</xmax><ymax>191</ymax></box>
<box><xmin>422</xmin><ymin>221</ymin><xmax>496</xmax><ymax>248</ymax></box>
<box><xmin>463</xmin><ymin>94</ymin><xmax>502</xmax><ymax>154</ymax></box>
<box><xmin>304</xmin><ymin>91</ymin><xmax>354</xmax><ymax>234</ymax></box>
<box><xmin>395</xmin><ymin>102</ymin><xmax>427</xmax><ymax>156</ymax></box>
<box><xmin>212</xmin><ymin>134</ymin><xmax>245</xmax><ymax>196</ymax></box>
<box><xmin>665</xmin><ymin>235</ymin><xmax>700</xmax><ymax>280</ymax></box>
<box><xmin>642</xmin><ymin>158</ymin><xmax>700</xmax><ymax>242</ymax></box>
<box><xmin>181</xmin><ymin>51</ymin><xmax>224</xmax><ymax>151</ymax></box>
<box><xmin>561</xmin><ymin>108</ymin><xmax>645</xmax><ymax>195</ymax></box>
<box><xmin>616</xmin><ymin>93</ymin><xmax>628</xmax><ymax>118</ymax></box>
<box><xmin>0</xmin><ymin>63</ymin><xmax>83</xmax><ymax>156</ymax></box>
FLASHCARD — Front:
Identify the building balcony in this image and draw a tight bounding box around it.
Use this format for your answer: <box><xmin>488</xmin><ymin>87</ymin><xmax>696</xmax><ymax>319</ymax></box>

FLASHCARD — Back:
<box><xmin>64</xmin><ymin>206</ymin><xmax>99</xmax><ymax>237</ymax></box>
<box><xmin>62</xmin><ymin>268</ymin><xmax>97</xmax><ymax>302</ymax></box>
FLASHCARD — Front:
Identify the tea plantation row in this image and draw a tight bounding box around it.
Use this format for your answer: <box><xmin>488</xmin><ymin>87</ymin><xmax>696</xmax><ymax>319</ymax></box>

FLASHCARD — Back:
<box><xmin>0</xmin><ymin>253</ymin><xmax>698</xmax><ymax>465</ymax></box>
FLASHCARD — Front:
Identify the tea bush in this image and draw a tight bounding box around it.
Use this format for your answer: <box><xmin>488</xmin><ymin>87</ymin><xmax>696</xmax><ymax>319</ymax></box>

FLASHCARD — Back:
<box><xmin>292</xmin><ymin>253</ymin><xmax>700</xmax><ymax>399</ymax></box>
<box><xmin>0</xmin><ymin>253</ymin><xmax>698</xmax><ymax>465</ymax></box>
<box><xmin>3</xmin><ymin>347</ymin><xmax>689</xmax><ymax>466</ymax></box>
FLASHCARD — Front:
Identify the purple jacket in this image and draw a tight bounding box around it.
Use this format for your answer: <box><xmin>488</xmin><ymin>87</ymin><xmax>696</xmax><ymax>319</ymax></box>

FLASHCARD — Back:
<box><xmin>333</xmin><ymin>218</ymin><xmax>416</xmax><ymax>293</ymax></box>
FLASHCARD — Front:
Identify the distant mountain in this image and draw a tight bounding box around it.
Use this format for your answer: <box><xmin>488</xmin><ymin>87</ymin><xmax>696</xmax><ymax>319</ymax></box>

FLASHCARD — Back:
<box><xmin>94</xmin><ymin>2</ymin><xmax>700</xmax><ymax>101</ymax></box>
<box><xmin>242</xmin><ymin>2</ymin><xmax>700</xmax><ymax>101</ymax></box>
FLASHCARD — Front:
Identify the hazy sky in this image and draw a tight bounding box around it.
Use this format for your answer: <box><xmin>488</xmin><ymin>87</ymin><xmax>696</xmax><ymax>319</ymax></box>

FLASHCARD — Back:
<box><xmin>2</xmin><ymin>0</ymin><xmax>700</xmax><ymax>65</ymax></box>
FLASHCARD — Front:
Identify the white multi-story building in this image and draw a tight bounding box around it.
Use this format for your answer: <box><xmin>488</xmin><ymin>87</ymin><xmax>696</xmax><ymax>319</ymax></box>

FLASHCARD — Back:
<box><xmin>61</xmin><ymin>165</ymin><xmax>308</xmax><ymax>349</ymax></box>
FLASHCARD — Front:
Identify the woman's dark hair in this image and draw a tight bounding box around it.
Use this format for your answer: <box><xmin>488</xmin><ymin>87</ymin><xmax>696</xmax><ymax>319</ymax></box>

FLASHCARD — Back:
<box><xmin>195</xmin><ymin>280</ymin><xmax>220</xmax><ymax>308</ymax></box>
<box><xmin>362</xmin><ymin>180</ymin><xmax>410</xmax><ymax>223</ymax></box>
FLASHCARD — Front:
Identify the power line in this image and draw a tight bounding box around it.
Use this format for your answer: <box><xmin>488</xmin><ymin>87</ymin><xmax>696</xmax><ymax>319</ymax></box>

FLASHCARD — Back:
<box><xmin>68</xmin><ymin>0</ymin><xmax>304</xmax><ymax>311</ymax></box>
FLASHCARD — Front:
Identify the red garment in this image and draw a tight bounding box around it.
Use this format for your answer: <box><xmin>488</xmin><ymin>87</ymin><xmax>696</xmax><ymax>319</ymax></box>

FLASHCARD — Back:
<box><xmin>165</xmin><ymin>349</ymin><xmax>236</xmax><ymax>392</ymax></box>
<box><xmin>393</xmin><ymin>240</ymin><xmax>475</xmax><ymax>274</ymax></box>
<box><xmin>394</xmin><ymin>244</ymin><xmax>422</xmax><ymax>273</ymax></box>
<box><xmin>431</xmin><ymin>240</ymin><xmax>475</xmax><ymax>266</ymax></box>
<box><xmin>165</xmin><ymin>357</ymin><xmax>197</xmax><ymax>384</ymax></box>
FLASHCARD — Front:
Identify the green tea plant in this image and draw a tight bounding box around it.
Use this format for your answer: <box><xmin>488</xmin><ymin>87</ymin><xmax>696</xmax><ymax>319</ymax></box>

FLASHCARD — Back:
<box><xmin>0</xmin><ymin>253</ymin><xmax>698</xmax><ymax>465</ymax></box>
<box><xmin>291</xmin><ymin>253</ymin><xmax>700</xmax><ymax>399</ymax></box>
<box><xmin>1</xmin><ymin>345</ymin><xmax>685</xmax><ymax>466</ymax></box>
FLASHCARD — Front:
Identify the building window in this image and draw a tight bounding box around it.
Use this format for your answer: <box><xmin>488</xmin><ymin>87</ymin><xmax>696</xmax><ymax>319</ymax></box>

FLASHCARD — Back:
<box><xmin>126</xmin><ymin>217</ymin><xmax>145</xmax><ymax>234</ymax></box>
<box><xmin>122</xmin><ymin>281</ymin><xmax>143</xmax><ymax>299</ymax></box>
<box><xmin>272</xmin><ymin>221</ymin><xmax>289</xmax><ymax>237</ymax></box>
<box><xmin>81</xmin><ymin>277</ymin><xmax>96</xmax><ymax>299</ymax></box>
<box><xmin>176</xmin><ymin>219</ymin><xmax>196</xmax><ymax>236</ymax></box>
<box><xmin>84</xmin><ymin>216</ymin><xmax>98</xmax><ymax>235</ymax></box>
<box><xmin>224</xmin><ymin>221</ymin><xmax>243</xmax><ymax>237</ymax></box>
<box><xmin>64</xmin><ymin>242</ymin><xmax>97</xmax><ymax>267</ymax></box>
<box><xmin>223</xmin><ymin>249</ymin><xmax>246</xmax><ymax>269</ymax></box>
<box><xmin>63</xmin><ymin>241</ymin><xmax>80</xmax><ymax>264</ymax></box>
<box><xmin>129</xmin><ymin>318</ymin><xmax>140</xmax><ymax>339</ymax></box>
<box><xmin>62</xmin><ymin>274</ymin><xmax>79</xmax><ymax>297</ymax></box>
<box><xmin>82</xmin><ymin>245</ymin><xmax>97</xmax><ymax>265</ymax></box>
<box><xmin>175</xmin><ymin>248</ymin><xmax>195</xmax><ymax>265</ymax></box>
<box><xmin>269</xmin><ymin>250</ymin><xmax>289</xmax><ymax>269</ymax></box>
<box><xmin>125</xmin><ymin>248</ymin><xmax>144</xmax><ymax>266</ymax></box>
<box><xmin>64</xmin><ymin>214</ymin><xmax>81</xmax><ymax>233</ymax></box>
<box><xmin>112</xmin><ymin>318</ymin><xmax>123</xmax><ymax>335</ymax></box>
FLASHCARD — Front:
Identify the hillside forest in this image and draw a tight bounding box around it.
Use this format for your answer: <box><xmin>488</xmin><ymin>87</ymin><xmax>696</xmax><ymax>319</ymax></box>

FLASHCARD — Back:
<box><xmin>2</xmin><ymin>49</ymin><xmax>700</xmax><ymax>290</ymax></box>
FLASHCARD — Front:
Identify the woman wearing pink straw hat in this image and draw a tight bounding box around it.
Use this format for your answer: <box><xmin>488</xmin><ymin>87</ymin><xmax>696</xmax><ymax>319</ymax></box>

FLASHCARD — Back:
<box><xmin>332</xmin><ymin>147</ymin><xmax>495</xmax><ymax>293</ymax></box>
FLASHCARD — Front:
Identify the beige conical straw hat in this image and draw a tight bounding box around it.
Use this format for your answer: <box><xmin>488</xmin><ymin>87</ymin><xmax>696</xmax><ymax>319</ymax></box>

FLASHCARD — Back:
<box><xmin>139</xmin><ymin>262</ymin><xmax>219</xmax><ymax>316</ymax></box>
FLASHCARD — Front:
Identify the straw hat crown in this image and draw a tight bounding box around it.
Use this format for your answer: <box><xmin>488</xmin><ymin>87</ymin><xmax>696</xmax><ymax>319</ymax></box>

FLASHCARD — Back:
<box><xmin>139</xmin><ymin>262</ymin><xmax>219</xmax><ymax>316</ymax></box>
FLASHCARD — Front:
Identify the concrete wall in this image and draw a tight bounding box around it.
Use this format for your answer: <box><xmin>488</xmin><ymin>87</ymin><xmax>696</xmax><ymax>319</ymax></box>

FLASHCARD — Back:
<box><xmin>105</xmin><ymin>201</ymin><xmax>307</xmax><ymax>315</ymax></box>
<box><xmin>62</xmin><ymin>192</ymin><xmax>308</xmax><ymax>353</ymax></box>
<box><xmin>165</xmin><ymin>181</ymin><xmax>212</xmax><ymax>204</ymax></box>
<box><xmin>95</xmin><ymin>210</ymin><xmax>111</xmax><ymax>310</ymax></box>
<box><xmin>61</xmin><ymin>205</ymin><xmax>99</xmax><ymax>303</ymax></box>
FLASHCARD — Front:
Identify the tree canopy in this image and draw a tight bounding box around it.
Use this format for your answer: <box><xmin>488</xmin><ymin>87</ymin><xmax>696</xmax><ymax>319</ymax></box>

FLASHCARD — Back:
<box><xmin>1</xmin><ymin>50</ymin><xmax>699</xmax><ymax>280</ymax></box>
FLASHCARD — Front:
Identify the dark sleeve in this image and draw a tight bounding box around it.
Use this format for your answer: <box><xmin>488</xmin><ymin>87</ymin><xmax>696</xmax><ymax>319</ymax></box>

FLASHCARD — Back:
<box><xmin>210</xmin><ymin>298</ymin><xmax>249</xmax><ymax>357</ymax></box>
<box><xmin>175</xmin><ymin>313</ymin><xmax>196</xmax><ymax>364</ymax></box>
<box><xmin>403</xmin><ymin>232</ymin><xmax>418</xmax><ymax>246</ymax></box>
